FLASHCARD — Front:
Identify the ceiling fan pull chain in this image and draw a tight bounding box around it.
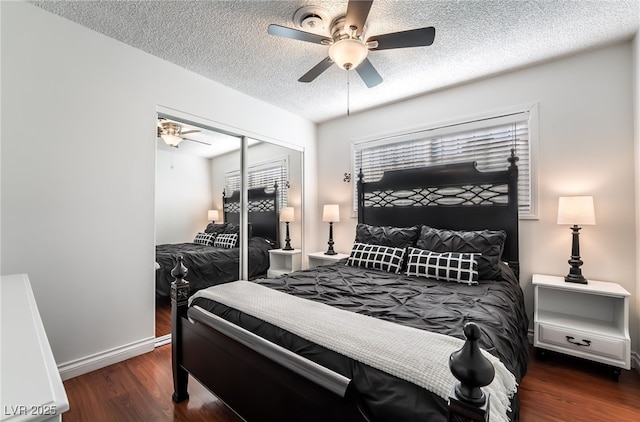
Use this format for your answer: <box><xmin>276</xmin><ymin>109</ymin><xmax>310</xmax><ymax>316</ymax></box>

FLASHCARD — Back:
<box><xmin>347</xmin><ymin>70</ymin><xmax>350</xmax><ymax>116</ymax></box>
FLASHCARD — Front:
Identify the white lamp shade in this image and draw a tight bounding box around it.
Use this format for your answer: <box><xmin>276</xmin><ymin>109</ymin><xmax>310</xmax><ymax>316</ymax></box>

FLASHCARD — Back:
<box><xmin>207</xmin><ymin>209</ymin><xmax>219</xmax><ymax>222</ymax></box>
<box><xmin>328</xmin><ymin>38</ymin><xmax>368</xmax><ymax>70</ymax></box>
<box><xmin>161</xmin><ymin>134</ymin><xmax>182</xmax><ymax>147</ymax></box>
<box><xmin>323</xmin><ymin>204</ymin><xmax>340</xmax><ymax>222</ymax></box>
<box><xmin>280</xmin><ymin>207</ymin><xmax>295</xmax><ymax>222</ymax></box>
<box><xmin>557</xmin><ymin>196</ymin><xmax>596</xmax><ymax>225</ymax></box>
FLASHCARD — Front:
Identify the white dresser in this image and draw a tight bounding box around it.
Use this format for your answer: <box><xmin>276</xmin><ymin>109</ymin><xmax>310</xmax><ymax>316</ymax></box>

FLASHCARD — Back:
<box><xmin>1</xmin><ymin>274</ymin><xmax>69</xmax><ymax>421</ymax></box>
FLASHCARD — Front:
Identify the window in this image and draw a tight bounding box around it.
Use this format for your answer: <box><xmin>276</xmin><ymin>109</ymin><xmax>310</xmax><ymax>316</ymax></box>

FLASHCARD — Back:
<box><xmin>226</xmin><ymin>157</ymin><xmax>289</xmax><ymax>210</ymax></box>
<box><xmin>353</xmin><ymin>109</ymin><xmax>535</xmax><ymax>217</ymax></box>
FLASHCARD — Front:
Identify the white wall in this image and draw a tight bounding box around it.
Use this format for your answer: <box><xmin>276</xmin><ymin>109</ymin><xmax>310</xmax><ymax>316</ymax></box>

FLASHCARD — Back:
<box><xmin>0</xmin><ymin>1</ymin><xmax>316</xmax><ymax>376</ymax></box>
<box><xmin>317</xmin><ymin>42</ymin><xmax>638</xmax><ymax>355</ymax></box>
<box><xmin>155</xmin><ymin>148</ymin><xmax>212</xmax><ymax>245</ymax></box>
<box><xmin>633</xmin><ymin>33</ymin><xmax>640</xmax><ymax>367</ymax></box>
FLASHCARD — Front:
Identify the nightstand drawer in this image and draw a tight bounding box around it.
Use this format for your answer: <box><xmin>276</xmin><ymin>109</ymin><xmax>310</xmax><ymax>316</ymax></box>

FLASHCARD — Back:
<box><xmin>538</xmin><ymin>324</ymin><xmax>625</xmax><ymax>361</ymax></box>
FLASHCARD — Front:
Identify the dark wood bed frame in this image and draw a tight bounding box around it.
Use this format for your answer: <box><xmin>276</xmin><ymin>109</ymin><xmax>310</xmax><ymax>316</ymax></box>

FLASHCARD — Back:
<box><xmin>171</xmin><ymin>153</ymin><xmax>519</xmax><ymax>422</ymax></box>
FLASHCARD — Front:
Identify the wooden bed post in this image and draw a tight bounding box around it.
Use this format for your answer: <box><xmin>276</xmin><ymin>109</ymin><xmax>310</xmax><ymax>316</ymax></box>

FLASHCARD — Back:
<box><xmin>171</xmin><ymin>255</ymin><xmax>190</xmax><ymax>402</ymax></box>
<box><xmin>507</xmin><ymin>149</ymin><xmax>521</xmax><ymax>280</ymax></box>
<box><xmin>448</xmin><ymin>322</ymin><xmax>495</xmax><ymax>422</ymax></box>
<box><xmin>357</xmin><ymin>168</ymin><xmax>364</xmax><ymax>224</ymax></box>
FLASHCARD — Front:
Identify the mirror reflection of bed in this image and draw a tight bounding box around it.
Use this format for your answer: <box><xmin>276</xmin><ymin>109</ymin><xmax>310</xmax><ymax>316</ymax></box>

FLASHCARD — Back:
<box><xmin>154</xmin><ymin>115</ymin><xmax>303</xmax><ymax>340</ymax></box>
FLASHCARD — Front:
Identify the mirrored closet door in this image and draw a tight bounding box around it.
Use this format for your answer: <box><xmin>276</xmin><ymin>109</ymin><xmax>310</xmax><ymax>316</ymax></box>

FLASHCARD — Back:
<box><xmin>154</xmin><ymin>114</ymin><xmax>304</xmax><ymax>341</ymax></box>
<box><xmin>243</xmin><ymin>139</ymin><xmax>304</xmax><ymax>277</ymax></box>
<box><xmin>154</xmin><ymin>114</ymin><xmax>241</xmax><ymax>340</ymax></box>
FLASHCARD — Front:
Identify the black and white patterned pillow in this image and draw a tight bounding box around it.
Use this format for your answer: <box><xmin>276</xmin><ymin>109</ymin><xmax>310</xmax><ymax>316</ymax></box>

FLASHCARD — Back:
<box><xmin>405</xmin><ymin>247</ymin><xmax>479</xmax><ymax>285</ymax></box>
<box><xmin>213</xmin><ymin>233</ymin><xmax>238</xmax><ymax>249</ymax></box>
<box><xmin>346</xmin><ymin>242</ymin><xmax>406</xmax><ymax>274</ymax></box>
<box><xmin>193</xmin><ymin>232</ymin><xmax>216</xmax><ymax>246</ymax></box>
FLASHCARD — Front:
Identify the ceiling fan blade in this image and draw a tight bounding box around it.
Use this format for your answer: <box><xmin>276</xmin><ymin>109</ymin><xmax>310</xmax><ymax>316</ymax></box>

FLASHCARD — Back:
<box><xmin>181</xmin><ymin>137</ymin><xmax>210</xmax><ymax>146</ymax></box>
<box><xmin>355</xmin><ymin>58</ymin><xmax>383</xmax><ymax>88</ymax></box>
<box><xmin>298</xmin><ymin>57</ymin><xmax>334</xmax><ymax>83</ymax></box>
<box><xmin>181</xmin><ymin>129</ymin><xmax>200</xmax><ymax>135</ymax></box>
<box><xmin>367</xmin><ymin>27</ymin><xmax>435</xmax><ymax>50</ymax></box>
<box><xmin>268</xmin><ymin>24</ymin><xmax>331</xmax><ymax>45</ymax></box>
<box><xmin>345</xmin><ymin>0</ymin><xmax>373</xmax><ymax>36</ymax></box>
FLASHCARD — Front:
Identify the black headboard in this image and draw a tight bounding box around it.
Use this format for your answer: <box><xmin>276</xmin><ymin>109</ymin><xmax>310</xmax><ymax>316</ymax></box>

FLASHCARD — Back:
<box><xmin>223</xmin><ymin>184</ymin><xmax>280</xmax><ymax>247</ymax></box>
<box><xmin>358</xmin><ymin>154</ymin><xmax>519</xmax><ymax>273</ymax></box>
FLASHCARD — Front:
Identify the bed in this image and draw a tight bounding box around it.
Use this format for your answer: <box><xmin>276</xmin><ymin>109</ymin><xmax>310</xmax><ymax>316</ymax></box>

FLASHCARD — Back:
<box><xmin>170</xmin><ymin>153</ymin><xmax>529</xmax><ymax>422</ymax></box>
<box><xmin>155</xmin><ymin>185</ymin><xmax>279</xmax><ymax>297</ymax></box>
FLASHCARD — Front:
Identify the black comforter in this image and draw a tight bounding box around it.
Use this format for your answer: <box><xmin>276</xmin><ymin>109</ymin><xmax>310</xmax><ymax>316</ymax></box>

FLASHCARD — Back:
<box><xmin>155</xmin><ymin>237</ymin><xmax>274</xmax><ymax>297</ymax></box>
<box><xmin>191</xmin><ymin>261</ymin><xmax>529</xmax><ymax>422</ymax></box>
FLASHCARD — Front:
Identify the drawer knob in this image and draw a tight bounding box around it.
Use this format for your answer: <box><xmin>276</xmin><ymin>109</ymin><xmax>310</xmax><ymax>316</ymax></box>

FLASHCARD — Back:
<box><xmin>566</xmin><ymin>336</ymin><xmax>591</xmax><ymax>347</ymax></box>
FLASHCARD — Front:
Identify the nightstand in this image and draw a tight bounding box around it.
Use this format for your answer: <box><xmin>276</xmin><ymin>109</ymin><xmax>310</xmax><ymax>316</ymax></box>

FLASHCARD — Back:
<box><xmin>533</xmin><ymin>274</ymin><xmax>630</xmax><ymax>380</ymax></box>
<box><xmin>308</xmin><ymin>251</ymin><xmax>350</xmax><ymax>268</ymax></box>
<box><xmin>267</xmin><ymin>249</ymin><xmax>302</xmax><ymax>278</ymax></box>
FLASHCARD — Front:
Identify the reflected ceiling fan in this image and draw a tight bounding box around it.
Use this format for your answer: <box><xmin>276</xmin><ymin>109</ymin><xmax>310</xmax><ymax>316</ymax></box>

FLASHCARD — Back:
<box><xmin>267</xmin><ymin>0</ymin><xmax>435</xmax><ymax>88</ymax></box>
<box><xmin>157</xmin><ymin>119</ymin><xmax>203</xmax><ymax>148</ymax></box>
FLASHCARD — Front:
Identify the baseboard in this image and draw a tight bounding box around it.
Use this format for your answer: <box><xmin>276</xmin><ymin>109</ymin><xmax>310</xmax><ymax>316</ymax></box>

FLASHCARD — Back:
<box><xmin>58</xmin><ymin>336</ymin><xmax>155</xmax><ymax>381</ymax></box>
<box><xmin>155</xmin><ymin>333</ymin><xmax>171</xmax><ymax>347</ymax></box>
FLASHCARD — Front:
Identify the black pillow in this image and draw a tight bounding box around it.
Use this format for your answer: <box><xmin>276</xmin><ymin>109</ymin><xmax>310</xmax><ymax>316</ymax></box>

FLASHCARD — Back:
<box><xmin>224</xmin><ymin>223</ymin><xmax>240</xmax><ymax>234</ymax></box>
<box><xmin>355</xmin><ymin>223</ymin><xmax>421</xmax><ymax>249</ymax></box>
<box><xmin>206</xmin><ymin>222</ymin><xmax>252</xmax><ymax>238</ymax></box>
<box><xmin>416</xmin><ymin>226</ymin><xmax>506</xmax><ymax>280</ymax></box>
<box><xmin>205</xmin><ymin>223</ymin><xmax>228</xmax><ymax>235</ymax></box>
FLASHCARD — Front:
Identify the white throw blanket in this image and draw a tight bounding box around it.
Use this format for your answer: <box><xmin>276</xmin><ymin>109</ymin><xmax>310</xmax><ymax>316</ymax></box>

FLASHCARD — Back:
<box><xmin>191</xmin><ymin>280</ymin><xmax>517</xmax><ymax>422</ymax></box>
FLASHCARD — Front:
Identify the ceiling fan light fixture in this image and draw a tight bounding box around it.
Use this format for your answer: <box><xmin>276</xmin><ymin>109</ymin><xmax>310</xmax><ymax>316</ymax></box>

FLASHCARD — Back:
<box><xmin>161</xmin><ymin>134</ymin><xmax>182</xmax><ymax>147</ymax></box>
<box><xmin>329</xmin><ymin>38</ymin><xmax>368</xmax><ymax>70</ymax></box>
<box><xmin>159</xmin><ymin>122</ymin><xmax>183</xmax><ymax>147</ymax></box>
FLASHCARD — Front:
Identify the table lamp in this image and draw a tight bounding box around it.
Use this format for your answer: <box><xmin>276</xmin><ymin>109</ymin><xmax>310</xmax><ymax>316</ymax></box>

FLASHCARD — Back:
<box><xmin>322</xmin><ymin>204</ymin><xmax>340</xmax><ymax>255</ymax></box>
<box><xmin>557</xmin><ymin>196</ymin><xmax>596</xmax><ymax>284</ymax></box>
<box><xmin>207</xmin><ymin>210</ymin><xmax>220</xmax><ymax>223</ymax></box>
<box><xmin>280</xmin><ymin>207</ymin><xmax>295</xmax><ymax>251</ymax></box>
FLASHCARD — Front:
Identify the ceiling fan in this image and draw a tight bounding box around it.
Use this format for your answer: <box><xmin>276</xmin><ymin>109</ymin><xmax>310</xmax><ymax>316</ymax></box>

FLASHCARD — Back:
<box><xmin>157</xmin><ymin>119</ymin><xmax>203</xmax><ymax>148</ymax></box>
<box><xmin>267</xmin><ymin>0</ymin><xmax>435</xmax><ymax>88</ymax></box>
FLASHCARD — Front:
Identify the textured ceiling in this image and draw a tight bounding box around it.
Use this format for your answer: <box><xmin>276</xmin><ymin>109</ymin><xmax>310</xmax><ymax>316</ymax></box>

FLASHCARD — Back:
<box><xmin>31</xmin><ymin>0</ymin><xmax>639</xmax><ymax>123</ymax></box>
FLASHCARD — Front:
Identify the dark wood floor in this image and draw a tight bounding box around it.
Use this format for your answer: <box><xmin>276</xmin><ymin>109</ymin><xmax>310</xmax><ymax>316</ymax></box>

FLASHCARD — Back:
<box><xmin>155</xmin><ymin>296</ymin><xmax>171</xmax><ymax>338</ymax></box>
<box><xmin>518</xmin><ymin>351</ymin><xmax>640</xmax><ymax>421</ymax></box>
<box><xmin>62</xmin><ymin>340</ymin><xmax>640</xmax><ymax>421</ymax></box>
<box><xmin>63</xmin><ymin>345</ymin><xmax>241</xmax><ymax>422</ymax></box>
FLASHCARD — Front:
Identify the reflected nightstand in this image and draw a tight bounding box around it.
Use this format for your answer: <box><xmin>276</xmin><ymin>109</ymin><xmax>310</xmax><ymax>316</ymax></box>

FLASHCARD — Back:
<box><xmin>307</xmin><ymin>251</ymin><xmax>349</xmax><ymax>269</ymax></box>
<box><xmin>267</xmin><ymin>249</ymin><xmax>302</xmax><ymax>278</ymax></box>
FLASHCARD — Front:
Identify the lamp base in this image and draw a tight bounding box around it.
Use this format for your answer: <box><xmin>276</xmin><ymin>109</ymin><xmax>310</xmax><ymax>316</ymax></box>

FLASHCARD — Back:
<box><xmin>325</xmin><ymin>221</ymin><xmax>337</xmax><ymax>255</ymax></box>
<box><xmin>565</xmin><ymin>225</ymin><xmax>588</xmax><ymax>284</ymax></box>
<box><xmin>282</xmin><ymin>222</ymin><xmax>293</xmax><ymax>250</ymax></box>
<box><xmin>564</xmin><ymin>273</ymin><xmax>587</xmax><ymax>284</ymax></box>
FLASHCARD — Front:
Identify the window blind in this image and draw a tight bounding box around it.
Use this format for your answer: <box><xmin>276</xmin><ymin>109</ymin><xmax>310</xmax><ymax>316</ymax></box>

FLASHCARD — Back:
<box><xmin>226</xmin><ymin>157</ymin><xmax>289</xmax><ymax>210</ymax></box>
<box><xmin>353</xmin><ymin>111</ymin><xmax>532</xmax><ymax>216</ymax></box>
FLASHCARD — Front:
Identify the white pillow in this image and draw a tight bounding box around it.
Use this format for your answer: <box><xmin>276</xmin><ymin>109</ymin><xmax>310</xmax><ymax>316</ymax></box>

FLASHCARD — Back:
<box><xmin>405</xmin><ymin>247</ymin><xmax>479</xmax><ymax>285</ymax></box>
<box><xmin>213</xmin><ymin>233</ymin><xmax>238</xmax><ymax>249</ymax></box>
<box><xmin>346</xmin><ymin>242</ymin><xmax>406</xmax><ymax>274</ymax></box>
